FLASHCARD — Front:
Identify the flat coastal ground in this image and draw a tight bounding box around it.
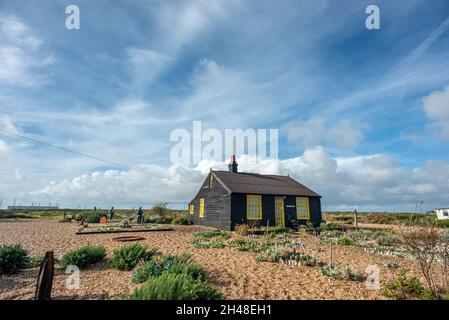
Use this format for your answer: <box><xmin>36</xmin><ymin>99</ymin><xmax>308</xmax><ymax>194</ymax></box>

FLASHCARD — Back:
<box><xmin>0</xmin><ymin>219</ymin><xmax>428</xmax><ymax>300</ymax></box>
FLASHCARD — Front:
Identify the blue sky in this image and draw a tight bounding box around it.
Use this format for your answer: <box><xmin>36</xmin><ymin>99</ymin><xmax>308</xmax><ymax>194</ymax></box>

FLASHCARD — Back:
<box><xmin>0</xmin><ymin>0</ymin><xmax>449</xmax><ymax>211</ymax></box>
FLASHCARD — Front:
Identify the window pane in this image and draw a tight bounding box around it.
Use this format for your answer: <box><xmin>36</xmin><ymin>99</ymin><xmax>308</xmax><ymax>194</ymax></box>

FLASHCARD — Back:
<box><xmin>296</xmin><ymin>197</ymin><xmax>309</xmax><ymax>219</ymax></box>
<box><xmin>199</xmin><ymin>198</ymin><xmax>205</xmax><ymax>218</ymax></box>
<box><xmin>246</xmin><ymin>195</ymin><xmax>262</xmax><ymax>220</ymax></box>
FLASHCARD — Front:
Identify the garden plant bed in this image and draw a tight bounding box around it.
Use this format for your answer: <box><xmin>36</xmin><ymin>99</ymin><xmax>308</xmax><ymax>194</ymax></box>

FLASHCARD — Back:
<box><xmin>1</xmin><ymin>219</ymin><xmax>447</xmax><ymax>300</ymax></box>
<box><xmin>76</xmin><ymin>225</ymin><xmax>174</xmax><ymax>235</ymax></box>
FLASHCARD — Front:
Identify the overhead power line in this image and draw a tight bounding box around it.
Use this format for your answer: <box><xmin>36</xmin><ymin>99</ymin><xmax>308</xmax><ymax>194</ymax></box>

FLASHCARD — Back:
<box><xmin>0</xmin><ymin>129</ymin><xmax>153</xmax><ymax>176</ymax></box>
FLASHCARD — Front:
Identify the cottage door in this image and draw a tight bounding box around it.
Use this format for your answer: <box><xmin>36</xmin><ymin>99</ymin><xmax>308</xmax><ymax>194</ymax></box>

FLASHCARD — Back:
<box><xmin>274</xmin><ymin>197</ymin><xmax>285</xmax><ymax>226</ymax></box>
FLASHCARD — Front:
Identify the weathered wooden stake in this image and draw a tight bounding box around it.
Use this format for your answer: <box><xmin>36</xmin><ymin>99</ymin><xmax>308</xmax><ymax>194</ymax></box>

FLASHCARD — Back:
<box><xmin>35</xmin><ymin>251</ymin><xmax>54</xmax><ymax>300</ymax></box>
<box><xmin>266</xmin><ymin>220</ymin><xmax>269</xmax><ymax>241</ymax></box>
<box><xmin>354</xmin><ymin>209</ymin><xmax>359</xmax><ymax>230</ymax></box>
<box><xmin>329</xmin><ymin>242</ymin><xmax>333</xmax><ymax>268</ymax></box>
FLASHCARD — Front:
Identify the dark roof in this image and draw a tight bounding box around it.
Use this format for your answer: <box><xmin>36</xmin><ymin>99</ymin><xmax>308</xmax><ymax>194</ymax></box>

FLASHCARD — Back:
<box><xmin>211</xmin><ymin>170</ymin><xmax>320</xmax><ymax>197</ymax></box>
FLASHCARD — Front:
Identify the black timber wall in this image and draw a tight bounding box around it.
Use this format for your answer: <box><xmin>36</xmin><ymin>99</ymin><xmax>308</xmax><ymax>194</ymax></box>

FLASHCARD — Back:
<box><xmin>231</xmin><ymin>193</ymin><xmax>322</xmax><ymax>229</ymax></box>
<box><xmin>189</xmin><ymin>173</ymin><xmax>232</xmax><ymax>230</ymax></box>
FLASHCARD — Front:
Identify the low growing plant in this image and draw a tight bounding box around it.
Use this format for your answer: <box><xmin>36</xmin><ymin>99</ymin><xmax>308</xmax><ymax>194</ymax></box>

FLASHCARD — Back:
<box><xmin>189</xmin><ymin>239</ymin><xmax>225</xmax><ymax>249</ymax></box>
<box><xmin>128</xmin><ymin>272</ymin><xmax>222</xmax><ymax>300</ymax></box>
<box><xmin>193</xmin><ymin>230</ymin><xmax>224</xmax><ymax>239</ymax></box>
<box><xmin>376</xmin><ymin>234</ymin><xmax>400</xmax><ymax>246</ymax></box>
<box><xmin>83</xmin><ymin>212</ymin><xmax>107</xmax><ymax>224</ymax></box>
<box><xmin>319</xmin><ymin>230</ymin><xmax>343</xmax><ymax>240</ymax></box>
<box><xmin>172</xmin><ymin>217</ymin><xmax>189</xmax><ymax>225</ymax></box>
<box><xmin>383</xmin><ymin>269</ymin><xmax>428</xmax><ymax>300</ymax></box>
<box><xmin>132</xmin><ymin>253</ymin><xmax>206</xmax><ymax>284</ymax></box>
<box><xmin>387</xmin><ymin>261</ymin><xmax>400</xmax><ymax>269</ymax></box>
<box><xmin>337</xmin><ymin>238</ymin><xmax>353</xmax><ymax>246</ymax></box>
<box><xmin>0</xmin><ymin>244</ymin><xmax>29</xmax><ymax>275</ymax></box>
<box><xmin>318</xmin><ymin>265</ymin><xmax>342</xmax><ymax>279</ymax></box>
<box><xmin>26</xmin><ymin>256</ymin><xmax>45</xmax><ymax>268</ymax></box>
<box><xmin>343</xmin><ymin>267</ymin><xmax>367</xmax><ymax>281</ymax></box>
<box><xmin>234</xmin><ymin>224</ymin><xmax>250</xmax><ymax>236</ymax></box>
<box><xmin>110</xmin><ymin>243</ymin><xmax>157</xmax><ymax>271</ymax></box>
<box><xmin>60</xmin><ymin>245</ymin><xmax>106</xmax><ymax>269</ymax></box>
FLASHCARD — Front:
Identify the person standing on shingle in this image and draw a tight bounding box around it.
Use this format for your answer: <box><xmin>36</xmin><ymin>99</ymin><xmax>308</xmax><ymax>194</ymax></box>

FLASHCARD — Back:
<box><xmin>109</xmin><ymin>206</ymin><xmax>115</xmax><ymax>221</ymax></box>
<box><xmin>136</xmin><ymin>206</ymin><xmax>144</xmax><ymax>224</ymax></box>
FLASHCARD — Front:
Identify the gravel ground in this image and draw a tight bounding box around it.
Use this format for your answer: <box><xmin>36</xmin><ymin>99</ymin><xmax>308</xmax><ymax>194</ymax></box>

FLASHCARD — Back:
<box><xmin>0</xmin><ymin>219</ymin><xmax>433</xmax><ymax>300</ymax></box>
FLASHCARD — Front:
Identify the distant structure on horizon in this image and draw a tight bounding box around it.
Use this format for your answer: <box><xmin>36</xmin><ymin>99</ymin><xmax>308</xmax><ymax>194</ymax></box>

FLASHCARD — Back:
<box><xmin>435</xmin><ymin>208</ymin><xmax>449</xmax><ymax>220</ymax></box>
<box><xmin>7</xmin><ymin>206</ymin><xmax>59</xmax><ymax>210</ymax></box>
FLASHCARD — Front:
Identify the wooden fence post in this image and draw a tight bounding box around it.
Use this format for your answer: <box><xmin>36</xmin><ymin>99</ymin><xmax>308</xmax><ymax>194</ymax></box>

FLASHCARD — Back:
<box><xmin>354</xmin><ymin>209</ymin><xmax>359</xmax><ymax>230</ymax></box>
<box><xmin>329</xmin><ymin>242</ymin><xmax>333</xmax><ymax>268</ymax></box>
<box><xmin>35</xmin><ymin>251</ymin><xmax>54</xmax><ymax>300</ymax></box>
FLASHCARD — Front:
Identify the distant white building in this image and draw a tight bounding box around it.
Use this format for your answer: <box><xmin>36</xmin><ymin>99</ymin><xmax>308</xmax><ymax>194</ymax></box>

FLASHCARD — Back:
<box><xmin>435</xmin><ymin>208</ymin><xmax>449</xmax><ymax>220</ymax></box>
<box><xmin>7</xmin><ymin>206</ymin><xmax>59</xmax><ymax>210</ymax></box>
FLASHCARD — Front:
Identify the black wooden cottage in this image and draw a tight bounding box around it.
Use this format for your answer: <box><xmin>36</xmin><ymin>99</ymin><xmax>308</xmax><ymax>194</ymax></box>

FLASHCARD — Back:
<box><xmin>188</xmin><ymin>156</ymin><xmax>322</xmax><ymax>230</ymax></box>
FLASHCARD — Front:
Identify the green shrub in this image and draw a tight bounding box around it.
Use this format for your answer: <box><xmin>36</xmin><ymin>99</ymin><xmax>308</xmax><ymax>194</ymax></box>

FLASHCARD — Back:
<box><xmin>0</xmin><ymin>244</ymin><xmax>29</xmax><ymax>275</ymax></box>
<box><xmin>209</xmin><ymin>240</ymin><xmax>225</xmax><ymax>248</ymax></box>
<box><xmin>346</xmin><ymin>230</ymin><xmax>373</xmax><ymax>241</ymax></box>
<box><xmin>119</xmin><ymin>218</ymin><xmax>131</xmax><ymax>228</ymax></box>
<box><xmin>132</xmin><ymin>253</ymin><xmax>206</xmax><ymax>284</ymax></box>
<box><xmin>318</xmin><ymin>265</ymin><xmax>342</xmax><ymax>279</ymax></box>
<box><xmin>384</xmin><ymin>269</ymin><xmax>427</xmax><ymax>300</ymax></box>
<box><xmin>59</xmin><ymin>212</ymin><xmax>72</xmax><ymax>223</ymax></box>
<box><xmin>190</xmin><ymin>239</ymin><xmax>225</xmax><ymax>249</ymax></box>
<box><xmin>337</xmin><ymin>238</ymin><xmax>353</xmax><ymax>246</ymax></box>
<box><xmin>60</xmin><ymin>245</ymin><xmax>106</xmax><ymax>269</ymax></box>
<box><xmin>376</xmin><ymin>234</ymin><xmax>400</xmax><ymax>246</ymax></box>
<box><xmin>193</xmin><ymin>230</ymin><xmax>222</xmax><ymax>239</ymax></box>
<box><xmin>26</xmin><ymin>256</ymin><xmax>44</xmax><ymax>268</ymax></box>
<box><xmin>172</xmin><ymin>217</ymin><xmax>189</xmax><ymax>225</ymax></box>
<box><xmin>437</xmin><ymin>220</ymin><xmax>449</xmax><ymax>228</ymax></box>
<box><xmin>150</xmin><ymin>203</ymin><xmax>171</xmax><ymax>216</ymax></box>
<box><xmin>234</xmin><ymin>224</ymin><xmax>250</xmax><ymax>236</ymax></box>
<box><xmin>110</xmin><ymin>243</ymin><xmax>156</xmax><ymax>271</ymax></box>
<box><xmin>343</xmin><ymin>267</ymin><xmax>366</xmax><ymax>281</ymax></box>
<box><xmin>128</xmin><ymin>272</ymin><xmax>222</xmax><ymax>300</ymax></box>
<box><xmin>320</xmin><ymin>223</ymin><xmax>343</xmax><ymax>231</ymax></box>
<box><xmin>83</xmin><ymin>212</ymin><xmax>107</xmax><ymax>223</ymax></box>
<box><xmin>228</xmin><ymin>239</ymin><xmax>259</xmax><ymax>252</ymax></box>
<box><xmin>156</xmin><ymin>216</ymin><xmax>174</xmax><ymax>224</ymax></box>
<box><xmin>387</xmin><ymin>261</ymin><xmax>400</xmax><ymax>269</ymax></box>
<box><xmin>320</xmin><ymin>230</ymin><xmax>343</xmax><ymax>240</ymax></box>
<box><xmin>266</xmin><ymin>225</ymin><xmax>289</xmax><ymax>235</ymax></box>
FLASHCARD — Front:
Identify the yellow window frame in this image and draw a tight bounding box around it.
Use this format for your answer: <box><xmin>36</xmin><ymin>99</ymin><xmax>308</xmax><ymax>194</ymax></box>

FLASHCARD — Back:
<box><xmin>246</xmin><ymin>194</ymin><xmax>262</xmax><ymax>220</ymax></box>
<box><xmin>296</xmin><ymin>197</ymin><xmax>310</xmax><ymax>220</ymax></box>
<box><xmin>189</xmin><ymin>204</ymin><xmax>194</xmax><ymax>215</ymax></box>
<box><xmin>209</xmin><ymin>174</ymin><xmax>214</xmax><ymax>188</ymax></box>
<box><xmin>199</xmin><ymin>198</ymin><xmax>205</xmax><ymax>218</ymax></box>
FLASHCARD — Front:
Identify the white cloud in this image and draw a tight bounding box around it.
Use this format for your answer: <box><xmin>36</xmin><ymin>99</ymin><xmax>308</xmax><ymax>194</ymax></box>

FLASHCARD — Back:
<box><xmin>283</xmin><ymin>117</ymin><xmax>367</xmax><ymax>150</ymax></box>
<box><xmin>423</xmin><ymin>85</ymin><xmax>449</xmax><ymax>139</ymax></box>
<box><xmin>26</xmin><ymin>147</ymin><xmax>449</xmax><ymax>211</ymax></box>
<box><xmin>0</xmin><ymin>115</ymin><xmax>20</xmax><ymax>134</ymax></box>
<box><xmin>0</xmin><ymin>15</ymin><xmax>53</xmax><ymax>86</ymax></box>
<box><xmin>176</xmin><ymin>59</ymin><xmax>279</xmax><ymax>128</ymax></box>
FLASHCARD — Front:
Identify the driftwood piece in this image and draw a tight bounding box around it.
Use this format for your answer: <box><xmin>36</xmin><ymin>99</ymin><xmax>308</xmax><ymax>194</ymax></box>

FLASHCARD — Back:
<box><xmin>35</xmin><ymin>251</ymin><xmax>54</xmax><ymax>300</ymax></box>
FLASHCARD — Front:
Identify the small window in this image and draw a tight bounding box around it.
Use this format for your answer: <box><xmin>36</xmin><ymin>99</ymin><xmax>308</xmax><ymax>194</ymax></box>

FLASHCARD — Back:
<box><xmin>199</xmin><ymin>198</ymin><xmax>205</xmax><ymax>218</ymax></box>
<box><xmin>247</xmin><ymin>195</ymin><xmax>262</xmax><ymax>220</ymax></box>
<box><xmin>296</xmin><ymin>197</ymin><xmax>310</xmax><ymax>220</ymax></box>
<box><xmin>209</xmin><ymin>174</ymin><xmax>214</xmax><ymax>188</ymax></box>
<box><xmin>189</xmin><ymin>204</ymin><xmax>194</xmax><ymax>215</ymax></box>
